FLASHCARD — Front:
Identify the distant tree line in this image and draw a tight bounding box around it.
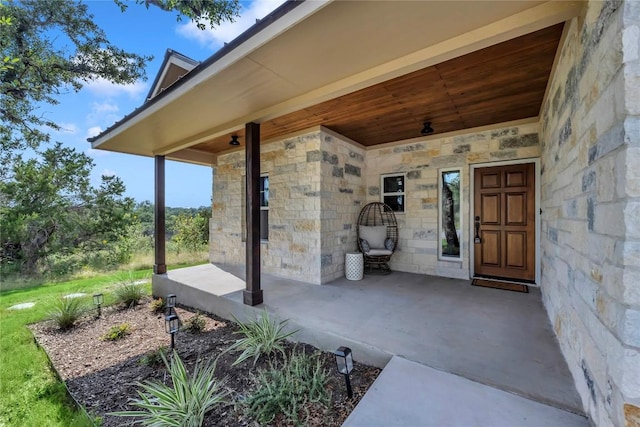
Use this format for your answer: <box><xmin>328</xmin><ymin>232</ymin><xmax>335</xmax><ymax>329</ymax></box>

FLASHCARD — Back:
<box><xmin>0</xmin><ymin>170</ymin><xmax>211</xmax><ymax>276</ymax></box>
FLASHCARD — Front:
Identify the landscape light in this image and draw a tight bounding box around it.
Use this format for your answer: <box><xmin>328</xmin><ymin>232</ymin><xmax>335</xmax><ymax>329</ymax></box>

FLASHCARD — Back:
<box><xmin>166</xmin><ymin>294</ymin><xmax>177</xmax><ymax>315</ymax></box>
<box><xmin>165</xmin><ymin>314</ymin><xmax>179</xmax><ymax>350</ymax></box>
<box><xmin>334</xmin><ymin>346</ymin><xmax>354</xmax><ymax>399</ymax></box>
<box><xmin>93</xmin><ymin>293</ymin><xmax>104</xmax><ymax>318</ymax></box>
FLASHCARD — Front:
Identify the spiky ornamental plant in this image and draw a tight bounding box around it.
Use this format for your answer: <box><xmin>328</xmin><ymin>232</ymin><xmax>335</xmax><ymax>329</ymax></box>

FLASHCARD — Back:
<box><xmin>113</xmin><ymin>273</ymin><xmax>145</xmax><ymax>308</ymax></box>
<box><xmin>48</xmin><ymin>295</ymin><xmax>87</xmax><ymax>330</ymax></box>
<box><xmin>244</xmin><ymin>349</ymin><xmax>330</xmax><ymax>425</ymax></box>
<box><xmin>226</xmin><ymin>309</ymin><xmax>298</xmax><ymax>367</ymax></box>
<box><xmin>111</xmin><ymin>352</ymin><xmax>228</xmax><ymax>427</ymax></box>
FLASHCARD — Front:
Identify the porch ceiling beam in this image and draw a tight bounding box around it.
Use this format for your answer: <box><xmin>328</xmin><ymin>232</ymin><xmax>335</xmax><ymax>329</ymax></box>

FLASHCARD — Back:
<box><xmin>167</xmin><ymin>148</ymin><xmax>218</xmax><ymax>166</ymax></box>
<box><xmin>243</xmin><ymin>122</ymin><xmax>263</xmax><ymax>306</ymax></box>
<box><xmin>153</xmin><ymin>0</ymin><xmax>583</xmax><ymax>157</ymax></box>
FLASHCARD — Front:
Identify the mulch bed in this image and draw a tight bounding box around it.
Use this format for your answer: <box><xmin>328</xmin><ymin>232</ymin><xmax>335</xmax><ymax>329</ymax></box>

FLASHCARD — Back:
<box><xmin>30</xmin><ymin>297</ymin><xmax>380</xmax><ymax>426</ymax></box>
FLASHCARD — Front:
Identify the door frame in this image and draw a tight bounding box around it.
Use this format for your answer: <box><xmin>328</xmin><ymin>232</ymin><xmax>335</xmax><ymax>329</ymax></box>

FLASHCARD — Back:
<box><xmin>469</xmin><ymin>158</ymin><xmax>541</xmax><ymax>286</ymax></box>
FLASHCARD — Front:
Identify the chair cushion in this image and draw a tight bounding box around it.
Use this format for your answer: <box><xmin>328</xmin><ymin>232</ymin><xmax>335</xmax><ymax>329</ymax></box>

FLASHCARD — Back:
<box><xmin>367</xmin><ymin>249</ymin><xmax>393</xmax><ymax>256</ymax></box>
<box><xmin>359</xmin><ymin>225</ymin><xmax>387</xmax><ymax>249</ymax></box>
<box><xmin>384</xmin><ymin>238</ymin><xmax>395</xmax><ymax>251</ymax></box>
<box><xmin>360</xmin><ymin>239</ymin><xmax>371</xmax><ymax>253</ymax></box>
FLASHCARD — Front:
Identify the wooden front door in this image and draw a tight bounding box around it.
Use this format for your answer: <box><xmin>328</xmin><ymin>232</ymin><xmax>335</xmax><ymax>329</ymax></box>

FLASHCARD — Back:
<box><xmin>473</xmin><ymin>163</ymin><xmax>536</xmax><ymax>282</ymax></box>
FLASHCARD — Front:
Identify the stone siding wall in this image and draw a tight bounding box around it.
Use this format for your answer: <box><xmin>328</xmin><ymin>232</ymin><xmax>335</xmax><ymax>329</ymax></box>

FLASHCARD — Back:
<box><xmin>319</xmin><ymin>131</ymin><xmax>366</xmax><ymax>282</ymax></box>
<box><xmin>539</xmin><ymin>1</ymin><xmax>640</xmax><ymax>425</ymax></box>
<box><xmin>210</xmin><ymin>132</ymin><xmax>324</xmax><ymax>284</ymax></box>
<box><xmin>365</xmin><ymin>122</ymin><xmax>540</xmax><ymax>279</ymax></box>
<box><xmin>210</xmin><ymin>129</ymin><xmax>366</xmax><ymax>284</ymax></box>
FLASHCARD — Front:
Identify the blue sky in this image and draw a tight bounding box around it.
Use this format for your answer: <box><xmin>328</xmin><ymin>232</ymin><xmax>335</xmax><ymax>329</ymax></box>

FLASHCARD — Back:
<box><xmin>46</xmin><ymin>0</ymin><xmax>285</xmax><ymax>207</ymax></box>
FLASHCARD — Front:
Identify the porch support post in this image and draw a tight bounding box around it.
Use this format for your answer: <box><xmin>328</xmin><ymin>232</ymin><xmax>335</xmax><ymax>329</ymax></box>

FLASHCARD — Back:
<box><xmin>244</xmin><ymin>122</ymin><xmax>263</xmax><ymax>306</ymax></box>
<box><xmin>154</xmin><ymin>155</ymin><xmax>167</xmax><ymax>274</ymax></box>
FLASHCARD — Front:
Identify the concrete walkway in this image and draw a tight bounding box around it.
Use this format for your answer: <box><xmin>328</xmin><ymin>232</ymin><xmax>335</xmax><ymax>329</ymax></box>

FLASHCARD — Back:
<box><xmin>154</xmin><ymin>263</ymin><xmax>586</xmax><ymax>420</ymax></box>
<box><xmin>343</xmin><ymin>356</ymin><xmax>588</xmax><ymax>427</ymax></box>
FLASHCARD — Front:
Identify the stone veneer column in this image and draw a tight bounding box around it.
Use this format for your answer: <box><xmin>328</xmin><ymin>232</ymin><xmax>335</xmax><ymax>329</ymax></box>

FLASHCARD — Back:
<box><xmin>318</xmin><ymin>130</ymin><xmax>366</xmax><ymax>283</ymax></box>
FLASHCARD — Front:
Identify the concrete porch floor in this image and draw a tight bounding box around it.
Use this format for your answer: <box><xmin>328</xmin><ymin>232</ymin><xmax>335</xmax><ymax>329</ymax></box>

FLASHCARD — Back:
<box><xmin>153</xmin><ymin>263</ymin><xmax>585</xmax><ymax>418</ymax></box>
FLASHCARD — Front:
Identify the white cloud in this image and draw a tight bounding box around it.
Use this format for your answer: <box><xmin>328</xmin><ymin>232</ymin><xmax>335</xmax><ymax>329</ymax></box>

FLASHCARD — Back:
<box><xmin>101</xmin><ymin>169</ymin><xmax>117</xmax><ymax>177</ymax></box>
<box><xmin>86</xmin><ymin>126</ymin><xmax>103</xmax><ymax>139</ymax></box>
<box><xmin>86</xmin><ymin>102</ymin><xmax>122</xmax><ymax>130</ymax></box>
<box><xmin>85</xmin><ymin>148</ymin><xmax>110</xmax><ymax>158</ymax></box>
<box><xmin>91</xmin><ymin>102</ymin><xmax>119</xmax><ymax>114</ymax></box>
<box><xmin>84</xmin><ymin>77</ymin><xmax>147</xmax><ymax>99</ymax></box>
<box><xmin>176</xmin><ymin>0</ymin><xmax>287</xmax><ymax>49</ymax></box>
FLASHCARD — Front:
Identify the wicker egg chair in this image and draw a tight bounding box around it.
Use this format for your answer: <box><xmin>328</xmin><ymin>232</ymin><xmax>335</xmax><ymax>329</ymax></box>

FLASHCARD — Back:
<box><xmin>357</xmin><ymin>202</ymin><xmax>398</xmax><ymax>274</ymax></box>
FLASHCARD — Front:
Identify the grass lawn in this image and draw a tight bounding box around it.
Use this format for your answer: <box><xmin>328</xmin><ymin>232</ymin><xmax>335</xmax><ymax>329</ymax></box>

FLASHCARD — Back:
<box><xmin>0</xmin><ymin>263</ymin><xmax>203</xmax><ymax>426</ymax></box>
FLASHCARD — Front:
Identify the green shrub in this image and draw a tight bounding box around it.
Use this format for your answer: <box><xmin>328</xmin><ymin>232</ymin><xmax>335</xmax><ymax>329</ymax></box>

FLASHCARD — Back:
<box><xmin>245</xmin><ymin>349</ymin><xmax>330</xmax><ymax>425</ymax></box>
<box><xmin>111</xmin><ymin>352</ymin><xmax>228</xmax><ymax>427</ymax></box>
<box><xmin>47</xmin><ymin>295</ymin><xmax>86</xmax><ymax>330</ymax></box>
<box><xmin>114</xmin><ymin>274</ymin><xmax>145</xmax><ymax>307</ymax></box>
<box><xmin>139</xmin><ymin>347</ymin><xmax>168</xmax><ymax>367</ymax></box>
<box><xmin>227</xmin><ymin>310</ymin><xmax>298</xmax><ymax>367</ymax></box>
<box><xmin>101</xmin><ymin>323</ymin><xmax>132</xmax><ymax>341</ymax></box>
<box><xmin>149</xmin><ymin>297</ymin><xmax>165</xmax><ymax>314</ymax></box>
<box><xmin>182</xmin><ymin>313</ymin><xmax>206</xmax><ymax>333</ymax></box>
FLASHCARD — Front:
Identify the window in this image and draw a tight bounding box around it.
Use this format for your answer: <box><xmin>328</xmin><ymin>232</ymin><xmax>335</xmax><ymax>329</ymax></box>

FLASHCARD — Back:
<box><xmin>439</xmin><ymin>169</ymin><xmax>461</xmax><ymax>259</ymax></box>
<box><xmin>381</xmin><ymin>174</ymin><xmax>405</xmax><ymax>213</ymax></box>
<box><xmin>260</xmin><ymin>175</ymin><xmax>269</xmax><ymax>241</ymax></box>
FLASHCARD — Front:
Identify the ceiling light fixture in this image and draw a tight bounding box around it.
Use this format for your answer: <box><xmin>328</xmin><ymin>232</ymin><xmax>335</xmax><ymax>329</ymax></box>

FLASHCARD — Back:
<box><xmin>420</xmin><ymin>121</ymin><xmax>434</xmax><ymax>135</ymax></box>
<box><xmin>229</xmin><ymin>135</ymin><xmax>240</xmax><ymax>146</ymax></box>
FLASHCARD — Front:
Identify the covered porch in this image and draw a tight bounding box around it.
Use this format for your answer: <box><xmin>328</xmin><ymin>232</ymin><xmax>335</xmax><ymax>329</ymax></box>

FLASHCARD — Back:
<box><xmin>89</xmin><ymin>1</ymin><xmax>640</xmax><ymax>423</ymax></box>
<box><xmin>153</xmin><ymin>263</ymin><xmax>584</xmax><ymax>416</ymax></box>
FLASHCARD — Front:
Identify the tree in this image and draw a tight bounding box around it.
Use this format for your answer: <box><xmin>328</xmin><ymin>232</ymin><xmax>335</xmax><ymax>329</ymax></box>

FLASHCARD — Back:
<box><xmin>172</xmin><ymin>211</ymin><xmax>209</xmax><ymax>253</ymax></box>
<box><xmin>118</xmin><ymin>0</ymin><xmax>240</xmax><ymax>30</ymax></box>
<box><xmin>0</xmin><ymin>0</ymin><xmax>239</xmax><ymax>178</ymax></box>
<box><xmin>0</xmin><ymin>143</ymin><xmax>134</xmax><ymax>272</ymax></box>
<box><xmin>0</xmin><ymin>0</ymin><xmax>237</xmax><ymax>273</ymax></box>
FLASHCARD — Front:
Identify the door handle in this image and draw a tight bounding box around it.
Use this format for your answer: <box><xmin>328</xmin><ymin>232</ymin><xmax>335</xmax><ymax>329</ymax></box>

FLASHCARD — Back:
<box><xmin>474</xmin><ymin>216</ymin><xmax>481</xmax><ymax>244</ymax></box>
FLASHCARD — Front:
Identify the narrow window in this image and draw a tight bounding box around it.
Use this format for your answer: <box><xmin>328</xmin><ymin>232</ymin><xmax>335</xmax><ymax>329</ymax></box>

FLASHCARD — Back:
<box><xmin>439</xmin><ymin>169</ymin><xmax>461</xmax><ymax>259</ymax></box>
<box><xmin>260</xmin><ymin>175</ymin><xmax>269</xmax><ymax>241</ymax></box>
<box><xmin>381</xmin><ymin>174</ymin><xmax>405</xmax><ymax>213</ymax></box>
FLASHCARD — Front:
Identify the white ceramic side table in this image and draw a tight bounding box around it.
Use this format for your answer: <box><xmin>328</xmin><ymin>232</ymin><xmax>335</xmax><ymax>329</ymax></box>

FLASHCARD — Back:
<box><xmin>345</xmin><ymin>252</ymin><xmax>364</xmax><ymax>280</ymax></box>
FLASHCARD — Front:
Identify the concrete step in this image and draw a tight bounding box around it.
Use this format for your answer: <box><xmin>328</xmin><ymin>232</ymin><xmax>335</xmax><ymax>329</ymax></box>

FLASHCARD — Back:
<box><xmin>343</xmin><ymin>356</ymin><xmax>589</xmax><ymax>427</ymax></box>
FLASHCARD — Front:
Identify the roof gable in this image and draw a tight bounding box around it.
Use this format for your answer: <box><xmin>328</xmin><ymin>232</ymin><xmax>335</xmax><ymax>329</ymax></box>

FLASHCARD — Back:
<box><xmin>146</xmin><ymin>49</ymin><xmax>200</xmax><ymax>101</ymax></box>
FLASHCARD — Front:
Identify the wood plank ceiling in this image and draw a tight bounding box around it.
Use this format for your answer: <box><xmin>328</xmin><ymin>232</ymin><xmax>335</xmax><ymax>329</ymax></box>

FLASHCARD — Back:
<box><xmin>192</xmin><ymin>23</ymin><xmax>563</xmax><ymax>153</ymax></box>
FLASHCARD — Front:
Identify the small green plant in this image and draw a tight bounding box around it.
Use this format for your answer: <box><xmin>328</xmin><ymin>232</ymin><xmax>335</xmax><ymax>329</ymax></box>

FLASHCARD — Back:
<box><xmin>139</xmin><ymin>347</ymin><xmax>168</xmax><ymax>367</ymax></box>
<box><xmin>87</xmin><ymin>412</ymin><xmax>104</xmax><ymax>427</ymax></box>
<box><xmin>47</xmin><ymin>296</ymin><xmax>86</xmax><ymax>330</ymax></box>
<box><xmin>226</xmin><ymin>310</ymin><xmax>298</xmax><ymax>367</ymax></box>
<box><xmin>149</xmin><ymin>297</ymin><xmax>165</xmax><ymax>314</ymax></box>
<box><xmin>101</xmin><ymin>323</ymin><xmax>132</xmax><ymax>341</ymax></box>
<box><xmin>111</xmin><ymin>352</ymin><xmax>228</xmax><ymax>427</ymax></box>
<box><xmin>182</xmin><ymin>313</ymin><xmax>206</xmax><ymax>333</ymax></box>
<box><xmin>245</xmin><ymin>349</ymin><xmax>330</xmax><ymax>425</ymax></box>
<box><xmin>114</xmin><ymin>277</ymin><xmax>144</xmax><ymax>308</ymax></box>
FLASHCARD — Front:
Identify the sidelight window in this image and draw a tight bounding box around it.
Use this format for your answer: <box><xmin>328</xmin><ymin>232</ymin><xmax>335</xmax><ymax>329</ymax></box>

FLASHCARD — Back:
<box><xmin>439</xmin><ymin>169</ymin><xmax>461</xmax><ymax>259</ymax></box>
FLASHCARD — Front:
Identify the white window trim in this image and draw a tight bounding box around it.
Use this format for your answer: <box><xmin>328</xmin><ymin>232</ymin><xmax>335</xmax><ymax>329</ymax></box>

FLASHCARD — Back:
<box><xmin>438</xmin><ymin>167</ymin><xmax>462</xmax><ymax>261</ymax></box>
<box><xmin>380</xmin><ymin>173</ymin><xmax>406</xmax><ymax>213</ymax></box>
<box><xmin>260</xmin><ymin>174</ymin><xmax>269</xmax><ymax>242</ymax></box>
